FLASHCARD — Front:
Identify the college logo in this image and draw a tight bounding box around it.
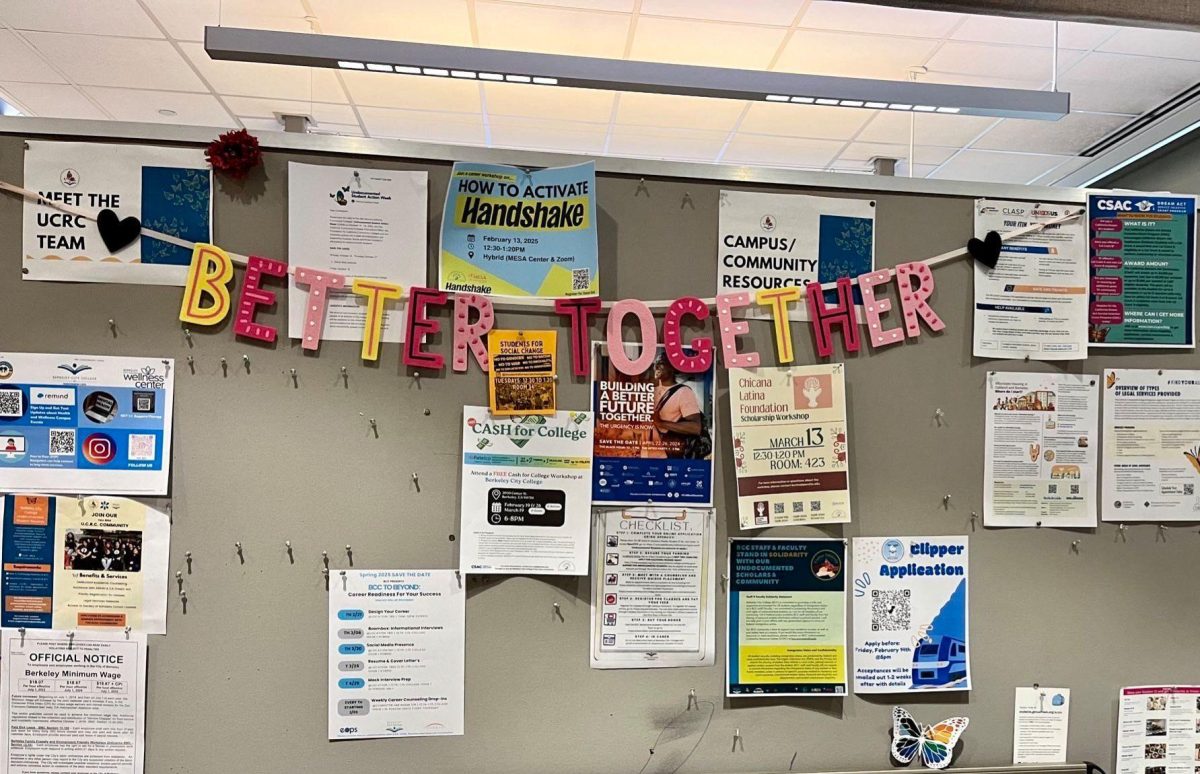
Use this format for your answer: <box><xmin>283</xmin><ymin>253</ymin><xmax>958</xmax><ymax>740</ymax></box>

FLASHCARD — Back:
<box><xmin>82</xmin><ymin>433</ymin><xmax>116</xmax><ymax>465</ymax></box>
<box><xmin>0</xmin><ymin>361</ymin><xmax>12</xmax><ymax>379</ymax></box>
<box><xmin>881</xmin><ymin>539</ymin><xmax>905</xmax><ymax>563</ymax></box>
<box><xmin>760</xmin><ymin>214</ymin><xmax>776</xmax><ymax>232</ymax></box>
<box><xmin>60</xmin><ymin>169</ymin><xmax>79</xmax><ymax>187</ymax></box>
<box><xmin>57</xmin><ymin>362</ymin><xmax>92</xmax><ymax>376</ymax></box>
<box><xmin>122</xmin><ymin>365</ymin><xmax>166</xmax><ymax>389</ymax></box>
<box><xmin>811</xmin><ymin>549</ymin><xmax>842</xmax><ymax>581</ymax></box>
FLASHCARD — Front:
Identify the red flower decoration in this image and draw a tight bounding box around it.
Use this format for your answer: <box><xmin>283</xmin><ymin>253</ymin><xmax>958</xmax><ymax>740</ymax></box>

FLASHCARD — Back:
<box><xmin>205</xmin><ymin>129</ymin><xmax>262</xmax><ymax>181</ymax></box>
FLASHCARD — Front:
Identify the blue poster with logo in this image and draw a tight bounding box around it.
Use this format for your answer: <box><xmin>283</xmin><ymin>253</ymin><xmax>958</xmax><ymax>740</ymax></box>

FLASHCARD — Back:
<box><xmin>0</xmin><ymin>353</ymin><xmax>174</xmax><ymax>495</ymax></box>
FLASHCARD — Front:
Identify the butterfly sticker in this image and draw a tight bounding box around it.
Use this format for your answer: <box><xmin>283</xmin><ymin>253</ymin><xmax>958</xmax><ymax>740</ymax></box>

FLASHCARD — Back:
<box><xmin>891</xmin><ymin>707</ymin><xmax>969</xmax><ymax>770</ymax></box>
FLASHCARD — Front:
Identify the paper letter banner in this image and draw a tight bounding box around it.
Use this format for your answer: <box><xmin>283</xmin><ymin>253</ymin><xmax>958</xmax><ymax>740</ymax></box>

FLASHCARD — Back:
<box><xmin>439</xmin><ymin>161</ymin><xmax>599</xmax><ymax>298</ymax></box>
<box><xmin>852</xmin><ymin>536</ymin><xmax>970</xmax><ymax>694</ymax></box>
<box><xmin>730</xmin><ymin>364</ymin><xmax>850</xmax><ymax>529</ymax></box>
<box><xmin>287</xmin><ymin>162</ymin><xmax>428</xmax><ymax>345</ymax></box>
<box><xmin>23</xmin><ymin>141</ymin><xmax>212</xmax><ymax>286</ymax></box>
<box><xmin>460</xmin><ymin>407</ymin><xmax>593</xmax><ymax>575</ymax></box>
<box><xmin>718</xmin><ymin>191</ymin><xmax>874</xmax><ymax>319</ymax></box>
<box><xmin>591</xmin><ymin>343</ymin><xmax>715</xmax><ymax>506</ymax></box>
<box><xmin>727</xmin><ymin>538</ymin><xmax>847</xmax><ymax>697</ymax></box>
<box><xmin>488</xmin><ymin>330</ymin><xmax>556</xmax><ymax>415</ymax></box>
<box><xmin>0</xmin><ymin>352</ymin><xmax>174</xmax><ymax>495</ymax></box>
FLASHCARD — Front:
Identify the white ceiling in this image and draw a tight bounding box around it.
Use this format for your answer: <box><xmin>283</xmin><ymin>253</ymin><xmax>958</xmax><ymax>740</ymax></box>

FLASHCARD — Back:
<box><xmin>1</xmin><ymin>0</ymin><xmax>1199</xmax><ymax>184</ymax></box>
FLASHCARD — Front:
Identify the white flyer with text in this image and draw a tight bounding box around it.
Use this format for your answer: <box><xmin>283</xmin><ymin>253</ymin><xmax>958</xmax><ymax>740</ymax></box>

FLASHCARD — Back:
<box><xmin>1116</xmin><ymin>685</ymin><xmax>1200</xmax><ymax>774</ymax></box>
<box><xmin>1013</xmin><ymin>686</ymin><xmax>1070</xmax><ymax>764</ymax></box>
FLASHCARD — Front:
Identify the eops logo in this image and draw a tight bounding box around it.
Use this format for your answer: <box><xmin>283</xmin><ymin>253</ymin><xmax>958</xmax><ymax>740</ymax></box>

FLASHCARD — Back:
<box><xmin>83</xmin><ymin>433</ymin><xmax>116</xmax><ymax>465</ymax></box>
<box><xmin>881</xmin><ymin>539</ymin><xmax>905</xmax><ymax>563</ymax></box>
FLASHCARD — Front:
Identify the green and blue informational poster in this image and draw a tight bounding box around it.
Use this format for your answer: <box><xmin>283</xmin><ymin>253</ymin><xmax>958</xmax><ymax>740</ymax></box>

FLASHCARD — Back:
<box><xmin>851</xmin><ymin>536</ymin><xmax>970</xmax><ymax>693</ymax></box>
<box><xmin>438</xmin><ymin>160</ymin><xmax>599</xmax><ymax>298</ymax></box>
<box><xmin>1088</xmin><ymin>193</ymin><xmax>1196</xmax><ymax>348</ymax></box>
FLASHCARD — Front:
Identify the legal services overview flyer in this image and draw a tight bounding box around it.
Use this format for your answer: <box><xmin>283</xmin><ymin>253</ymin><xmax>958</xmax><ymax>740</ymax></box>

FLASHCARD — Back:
<box><xmin>851</xmin><ymin>536</ymin><xmax>970</xmax><ymax>694</ymax></box>
<box><xmin>727</xmin><ymin>538</ymin><xmax>847</xmax><ymax>697</ymax></box>
<box><xmin>439</xmin><ymin>161</ymin><xmax>599</xmax><ymax>298</ymax></box>
<box><xmin>0</xmin><ymin>353</ymin><xmax>174</xmax><ymax>496</ymax></box>
<box><xmin>1089</xmin><ymin>193</ymin><xmax>1197</xmax><ymax>348</ymax></box>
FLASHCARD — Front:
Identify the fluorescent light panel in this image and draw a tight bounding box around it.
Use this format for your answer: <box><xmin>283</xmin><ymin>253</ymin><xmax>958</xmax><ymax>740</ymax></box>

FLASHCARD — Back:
<box><xmin>211</xmin><ymin>26</ymin><xmax>1070</xmax><ymax>120</ymax></box>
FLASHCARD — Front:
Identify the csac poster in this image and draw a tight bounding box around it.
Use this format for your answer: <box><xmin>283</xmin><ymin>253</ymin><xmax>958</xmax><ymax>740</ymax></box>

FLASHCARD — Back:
<box><xmin>590</xmin><ymin>507</ymin><xmax>716</xmax><ymax>669</ymax></box>
<box><xmin>287</xmin><ymin>162</ymin><xmax>428</xmax><ymax>344</ymax></box>
<box><xmin>0</xmin><ymin>353</ymin><xmax>175</xmax><ymax>496</ymax></box>
<box><xmin>1089</xmin><ymin>194</ymin><xmax>1197</xmax><ymax>348</ymax></box>
<box><xmin>852</xmin><ymin>536</ymin><xmax>970</xmax><ymax>694</ymax></box>
<box><xmin>973</xmin><ymin>199</ymin><xmax>1089</xmax><ymax>360</ymax></box>
<box><xmin>591</xmin><ymin>344</ymin><xmax>715</xmax><ymax>506</ymax></box>
<box><xmin>487</xmin><ymin>330</ymin><xmax>556</xmax><ymax>415</ymax></box>
<box><xmin>0</xmin><ymin>495</ymin><xmax>170</xmax><ymax>634</ymax></box>
<box><xmin>459</xmin><ymin>407</ymin><xmax>592</xmax><ymax>575</ymax></box>
<box><xmin>717</xmin><ymin>190</ymin><xmax>874</xmax><ymax>319</ymax></box>
<box><xmin>984</xmin><ymin>372</ymin><xmax>1098</xmax><ymax>528</ymax></box>
<box><xmin>23</xmin><ymin>141</ymin><xmax>212</xmax><ymax>286</ymax></box>
<box><xmin>729</xmin><ymin>364</ymin><xmax>850</xmax><ymax>529</ymax></box>
<box><xmin>1102</xmin><ymin>369</ymin><xmax>1200</xmax><ymax>522</ymax></box>
<box><xmin>727</xmin><ymin>538</ymin><xmax>846</xmax><ymax>697</ymax></box>
<box><xmin>1115</xmin><ymin>686</ymin><xmax>1200</xmax><ymax>774</ymax></box>
<box><xmin>439</xmin><ymin>161</ymin><xmax>598</xmax><ymax>298</ymax></box>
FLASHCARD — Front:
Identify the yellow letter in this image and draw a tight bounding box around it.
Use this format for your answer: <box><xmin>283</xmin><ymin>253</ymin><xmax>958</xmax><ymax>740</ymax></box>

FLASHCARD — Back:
<box><xmin>755</xmin><ymin>287</ymin><xmax>803</xmax><ymax>363</ymax></box>
<box><xmin>179</xmin><ymin>243</ymin><xmax>234</xmax><ymax>325</ymax></box>
<box><xmin>351</xmin><ymin>279</ymin><xmax>403</xmax><ymax>361</ymax></box>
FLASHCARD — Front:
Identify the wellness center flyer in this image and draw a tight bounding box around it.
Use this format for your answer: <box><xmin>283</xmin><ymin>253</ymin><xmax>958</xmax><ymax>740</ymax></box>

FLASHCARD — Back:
<box><xmin>729</xmin><ymin>364</ymin><xmax>850</xmax><ymax>528</ymax></box>
<box><xmin>1089</xmin><ymin>193</ymin><xmax>1197</xmax><ymax>348</ymax></box>
<box><xmin>1115</xmin><ymin>685</ymin><xmax>1200</xmax><ymax>774</ymax></box>
<box><xmin>1102</xmin><ymin>369</ymin><xmax>1200</xmax><ymax>521</ymax></box>
<box><xmin>591</xmin><ymin>344</ymin><xmax>715</xmax><ymax>506</ymax></box>
<box><xmin>439</xmin><ymin>161</ymin><xmax>598</xmax><ymax>298</ymax></box>
<box><xmin>0</xmin><ymin>353</ymin><xmax>174</xmax><ymax>495</ymax></box>
<box><xmin>984</xmin><ymin>372</ymin><xmax>1098</xmax><ymax>528</ymax></box>
<box><xmin>852</xmin><ymin>536</ymin><xmax>970</xmax><ymax>694</ymax></box>
<box><xmin>727</xmin><ymin>538</ymin><xmax>846</xmax><ymax>697</ymax></box>
<box><xmin>973</xmin><ymin>199</ymin><xmax>1088</xmax><ymax>360</ymax></box>
<box><xmin>0</xmin><ymin>495</ymin><xmax>170</xmax><ymax>633</ymax></box>
<box><xmin>460</xmin><ymin>407</ymin><xmax>593</xmax><ymax>575</ymax></box>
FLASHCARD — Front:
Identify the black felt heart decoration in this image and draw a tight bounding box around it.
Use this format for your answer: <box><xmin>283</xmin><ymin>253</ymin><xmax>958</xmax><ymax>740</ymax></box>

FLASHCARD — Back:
<box><xmin>966</xmin><ymin>230</ymin><xmax>1002</xmax><ymax>269</ymax></box>
<box><xmin>96</xmin><ymin>209</ymin><xmax>142</xmax><ymax>254</ymax></box>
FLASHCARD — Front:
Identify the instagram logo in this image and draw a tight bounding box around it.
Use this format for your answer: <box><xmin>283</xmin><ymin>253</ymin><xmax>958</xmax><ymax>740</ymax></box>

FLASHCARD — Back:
<box><xmin>82</xmin><ymin>433</ymin><xmax>116</xmax><ymax>465</ymax></box>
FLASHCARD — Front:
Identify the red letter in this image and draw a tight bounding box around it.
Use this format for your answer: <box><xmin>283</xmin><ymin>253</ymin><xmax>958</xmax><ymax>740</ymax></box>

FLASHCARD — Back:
<box><xmin>403</xmin><ymin>286</ymin><xmax>449</xmax><ymax>370</ymax></box>
<box><xmin>896</xmin><ymin>262</ymin><xmax>945</xmax><ymax>338</ymax></box>
<box><xmin>293</xmin><ymin>267</ymin><xmax>347</xmax><ymax>351</ymax></box>
<box><xmin>807</xmin><ymin>277</ymin><xmax>860</xmax><ymax>358</ymax></box>
<box><xmin>662</xmin><ymin>296</ymin><xmax>713</xmax><ymax>373</ymax></box>
<box><xmin>555</xmin><ymin>297</ymin><xmax>602</xmax><ymax>377</ymax></box>
<box><xmin>233</xmin><ymin>256</ymin><xmax>286</xmax><ymax>343</ymax></box>
<box><xmin>452</xmin><ymin>294</ymin><xmax>494</xmax><ymax>373</ymax></box>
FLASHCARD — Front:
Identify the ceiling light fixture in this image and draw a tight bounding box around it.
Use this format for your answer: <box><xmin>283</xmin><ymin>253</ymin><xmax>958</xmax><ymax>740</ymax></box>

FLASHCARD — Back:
<box><xmin>208</xmin><ymin>26</ymin><xmax>1070</xmax><ymax>120</ymax></box>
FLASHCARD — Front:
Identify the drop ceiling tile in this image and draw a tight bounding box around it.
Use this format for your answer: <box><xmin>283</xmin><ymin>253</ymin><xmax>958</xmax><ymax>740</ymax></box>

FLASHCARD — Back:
<box><xmin>222</xmin><ymin>96</ymin><xmax>357</xmax><ymax>126</ymax></box>
<box><xmin>141</xmin><ymin>0</ymin><xmax>311</xmax><ymax>42</ymax></box>
<box><xmin>475</xmin><ymin>3</ymin><xmax>629</xmax><ymax>58</ymax></box>
<box><xmin>738</xmin><ymin>103</ymin><xmax>874</xmax><ymax>140</ymax></box>
<box><xmin>838</xmin><ymin>141</ymin><xmax>956</xmax><ymax>166</ymax></box>
<box><xmin>721</xmin><ymin>135</ymin><xmax>843</xmax><ymax>168</ymax></box>
<box><xmin>855</xmin><ymin>111</ymin><xmax>998</xmax><ymax>146</ymax></box>
<box><xmin>484</xmin><ymin>82</ymin><xmax>614</xmax><ymax>124</ymax></box>
<box><xmin>84</xmin><ymin>86</ymin><xmax>231</xmax><ymax>126</ymax></box>
<box><xmin>950</xmin><ymin>16</ymin><xmax>1057</xmax><ymax>47</ymax></box>
<box><xmin>306</xmin><ymin>0</ymin><xmax>473</xmax><ymax>45</ymax></box>
<box><xmin>1058</xmin><ymin>22</ymin><xmax>1119</xmax><ymax>51</ymax></box>
<box><xmin>488</xmin><ymin>117</ymin><xmax>608</xmax><ymax>154</ymax></box>
<box><xmin>1057</xmin><ymin>52</ymin><xmax>1200</xmax><ymax>114</ymax></box>
<box><xmin>180</xmin><ymin>42</ymin><xmax>344</xmax><ymax>102</ymax></box>
<box><xmin>614</xmin><ymin>92</ymin><xmax>744</xmax><ymax>132</ymax></box>
<box><xmin>0</xmin><ymin>30</ymin><xmax>67</xmax><ymax>84</ymax></box>
<box><xmin>1027</xmin><ymin>155</ymin><xmax>1089</xmax><ymax>185</ymax></box>
<box><xmin>358</xmin><ymin>107</ymin><xmax>486</xmax><ymax>144</ymax></box>
<box><xmin>23</xmin><ymin>33</ymin><xmax>206</xmax><ymax>91</ymax></box>
<box><xmin>341</xmin><ymin>71</ymin><xmax>482</xmax><ymax>112</ymax></box>
<box><xmin>800</xmin><ymin>2</ymin><xmax>962</xmax><ymax>38</ymax></box>
<box><xmin>775</xmin><ymin>30</ymin><xmax>939</xmax><ymax>80</ymax></box>
<box><xmin>607</xmin><ymin>126</ymin><xmax>728</xmax><ymax>160</ymax></box>
<box><xmin>490</xmin><ymin>0</ymin><xmax>635</xmax><ymax>10</ymax></box>
<box><xmin>894</xmin><ymin>161</ymin><xmax>940</xmax><ymax>178</ymax></box>
<box><xmin>971</xmin><ymin>112</ymin><xmax>1131</xmax><ymax>155</ymax></box>
<box><xmin>629</xmin><ymin>17</ymin><xmax>787</xmax><ymax>69</ymax></box>
<box><xmin>929</xmin><ymin>149</ymin><xmax>1073</xmax><ymax>184</ymax></box>
<box><xmin>0</xmin><ymin>0</ymin><xmax>163</xmax><ymax>38</ymax></box>
<box><xmin>0</xmin><ymin>82</ymin><xmax>105</xmax><ymax>118</ymax></box>
<box><xmin>640</xmin><ymin>0</ymin><xmax>802</xmax><ymax>26</ymax></box>
<box><xmin>926</xmin><ymin>41</ymin><xmax>1084</xmax><ymax>82</ymax></box>
<box><xmin>1098</xmin><ymin>27</ymin><xmax>1200</xmax><ymax>62</ymax></box>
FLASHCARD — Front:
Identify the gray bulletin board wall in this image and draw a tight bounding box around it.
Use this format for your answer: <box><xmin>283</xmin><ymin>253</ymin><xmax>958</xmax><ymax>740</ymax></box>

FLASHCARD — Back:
<box><xmin>0</xmin><ymin>122</ymin><xmax>1195</xmax><ymax>774</ymax></box>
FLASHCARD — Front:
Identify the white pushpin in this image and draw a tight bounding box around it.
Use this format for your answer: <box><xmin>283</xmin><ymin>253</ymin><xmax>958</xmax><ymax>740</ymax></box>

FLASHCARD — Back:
<box><xmin>934</xmin><ymin>407</ymin><xmax>945</xmax><ymax>426</ymax></box>
<box><xmin>732</xmin><ymin>728</ymin><xmax>744</xmax><ymax>752</ymax></box>
<box><xmin>1070</xmin><ymin>540</ymin><xmax>1080</xmax><ymax>553</ymax></box>
<box><xmin>124</xmin><ymin>626</ymin><xmax>131</xmax><ymax>639</ymax></box>
<box><xmin>942</xmin><ymin>494</ymin><xmax>951</xmax><ymax>507</ymax></box>
<box><xmin>687</xmin><ymin>688</ymin><xmax>698</xmax><ymax>711</ymax></box>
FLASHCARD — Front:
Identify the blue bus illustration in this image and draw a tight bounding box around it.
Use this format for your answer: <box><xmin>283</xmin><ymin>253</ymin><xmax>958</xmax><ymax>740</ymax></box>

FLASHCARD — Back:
<box><xmin>912</xmin><ymin>636</ymin><xmax>967</xmax><ymax>686</ymax></box>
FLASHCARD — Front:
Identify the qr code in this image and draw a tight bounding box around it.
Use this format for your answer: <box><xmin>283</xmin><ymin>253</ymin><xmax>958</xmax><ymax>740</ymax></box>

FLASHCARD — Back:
<box><xmin>571</xmin><ymin>268</ymin><xmax>590</xmax><ymax>292</ymax></box>
<box><xmin>0</xmin><ymin>389</ymin><xmax>22</xmax><ymax>418</ymax></box>
<box><xmin>773</xmin><ymin>503</ymin><xmax>784</xmax><ymax>514</ymax></box>
<box><xmin>128</xmin><ymin>434</ymin><xmax>155</xmax><ymax>461</ymax></box>
<box><xmin>1186</xmin><ymin>483</ymin><xmax>1195</xmax><ymax>496</ymax></box>
<box><xmin>48</xmin><ymin>429</ymin><xmax>75</xmax><ymax>456</ymax></box>
<box><xmin>871</xmin><ymin>589</ymin><xmax>911</xmax><ymax>632</ymax></box>
<box><xmin>1071</xmin><ymin>484</ymin><xmax>1081</xmax><ymax>495</ymax></box>
<box><xmin>1048</xmin><ymin>484</ymin><xmax>1058</xmax><ymax>494</ymax></box>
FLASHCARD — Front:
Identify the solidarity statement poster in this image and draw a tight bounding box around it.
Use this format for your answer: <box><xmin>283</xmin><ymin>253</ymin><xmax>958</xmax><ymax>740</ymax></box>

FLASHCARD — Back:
<box><xmin>1089</xmin><ymin>194</ymin><xmax>1197</xmax><ymax>348</ymax></box>
<box><xmin>439</xmin><ymin>161</ymin><xmax>598</xmax><ymax>298</ymax></box>
<box><xmin>1102</xmin><ymin>369</ymin><xmax>1200</xmax><ymax>522</ymax></box>
<box><xmin>729</xmin><ymin>364</ymin><xmax>850</xmax><ymax>529</ymax></box>
<box><xmin>852</xmin><ymin>536</ymin><xmax>970</xmax><ymax>694</ymax></box>
<box><xmin>23</xmin><ymin>141</ymin><xmax>212</xmax><ymax>285</ymax></box>
<box><xmin>591</xmin><ymin>344</ymin><xmax>715</xmax><ymax>506</ymax></box>
<box><xmin>288</xmin><ymin>162</ymin><xmax>428</xmax><ymax>344</ymax></box>
<box><xmin>487</xmin><ymin>330</ymin><xmax>557</xmax><ymax>415</ymax></box>
<box><xmin>460</xmin><ymin>407</ymin><xmax>592</xmax><ymax>575</ymax></box>
<box><xmin>727</xmin><ymin>538</ymin><xmax>847</xmax><ymax>697</ymax></box>
<box><xmin>0</xmin><ymin>353</ymin><xmax>175</xmax><ymax>496</ymax></box>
